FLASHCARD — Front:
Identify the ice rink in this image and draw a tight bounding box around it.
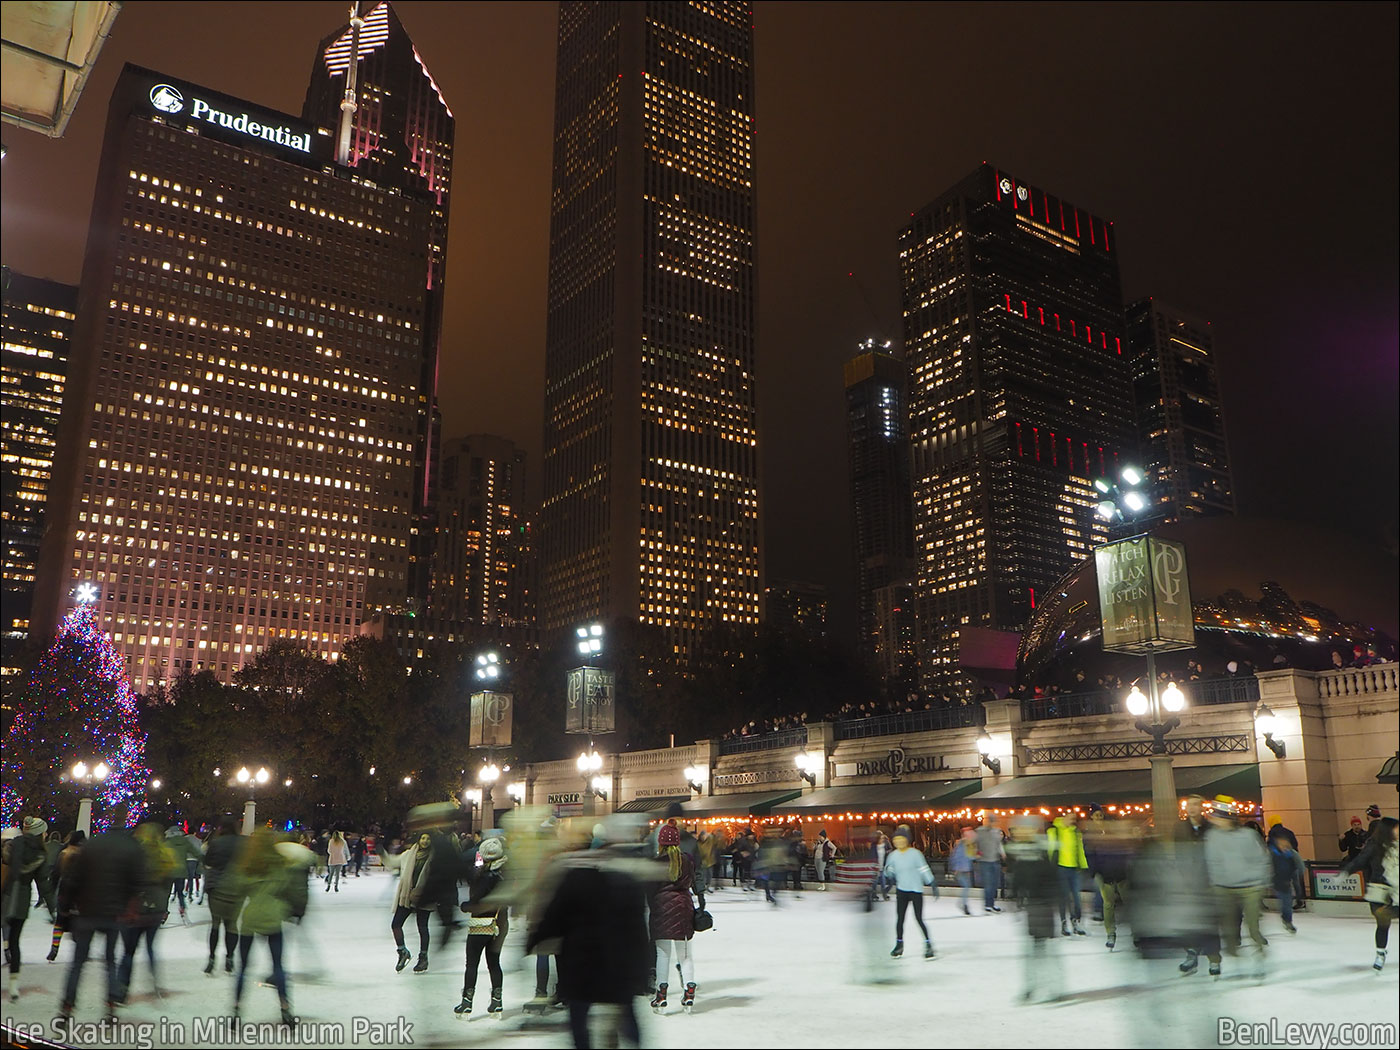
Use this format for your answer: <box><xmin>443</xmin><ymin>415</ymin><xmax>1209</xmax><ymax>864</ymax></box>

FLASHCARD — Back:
<box><xmin>3</xmin><ymin>871</ymin><xmax>1397</xmax><ymax>1049</ymax></box>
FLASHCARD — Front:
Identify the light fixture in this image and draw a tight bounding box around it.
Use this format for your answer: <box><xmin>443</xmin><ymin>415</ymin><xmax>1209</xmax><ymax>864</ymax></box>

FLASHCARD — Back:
<box><xmin>150</xmin><ymin>779</ymin><xmax>162</xmax><ymax>791</ymax></box>
<box><xmin>479</xmin><ymin>763</ymin><xmax>501</xmax><ymax>785</ymax></box>
<box><xmin>72</xmin><ymin>762</ymin><xmax>88</xmax><ymax>780</ymax></box>
<box><xmin>1123</xmin><ymin>490</ymin><xmax>1147</xmax><ymax>513</ymax></box>
<box><xmin>590</xmin><ymin>775</ymin><xmax>609</xmax><ymax>801</ymax></box>
<box><xmin>402</xmin><ymin>775</ymin><xmax>413</xmax><ymax>785</ymax></box>
<box><xmin>794</xmin><ymin>750</ymin><xmax>820</xmax><ymax>786</ymax></box>
<box><xmin>576</xmin><ymin>750</ymin><xmax>602</xmax><ymax>775</ymax></box>
<box><xmin>236</xmin><ymin>767</ymin><xmax>251</xmax><ymax>785</ymax></box>
<box><xmin>474</xmin><ymin>652</ymin><xmax>501</xmax><ymax>682</ymax></box>
<box><xmin>464</xmin><ymin>787</ymin><xmax>482</xmax><ymax>806</ymax></box>
<box><xmin>1093</xmin><ymin>478</ymin><xmax>1112</xmax><ymax>495</ymax></box>
<box><xmin>1125</xmin><ymin>685</ymin><xmax>1149</xmax><ymax>717</ymax></box>
<box><xmin>1255</xmin><ymin>704</ymin><xmax>1286</xmax><ymax>758</ymax></box>
<box><xmin>576</xmin><ymin>623</ymin><xmax>605</xmax><ymax>656</ymax></box>
<box><xmin>506</xmin><ymin>782</ymin><xmax>525</xmax><ymax>803</ymax></box>
<box><xmin>1161</xmin><ymin>681</ymin><xmax>1186</xmax><ymax>713</ymax></box>
<box><xmin>683</xmin><ymin>765</ymin><xmax>704</xmax><ymax>792</ymax></box>
<box><xmin>255</xmin><ymin>767</ymin><xmax>269</xmax><ymax>785</ymax></box>
<box><xmin>976</xmin><ymin>731</ymin><xmax>1002</xmax><ymax>775</ymax></box>
<box><xmin>94</xmin><ymin>763</ymin><xmax>109</xmax><ymax>781</ymax></box>
<box><xmin>1095</xmin><ymin>500</ymin><xmax>1118</xmax><ymax>521</ymax></box>
<box><xmin>1121</xmin><ymin>466</ymin><xmax>1144</xmax><ymax>487</ymax></box>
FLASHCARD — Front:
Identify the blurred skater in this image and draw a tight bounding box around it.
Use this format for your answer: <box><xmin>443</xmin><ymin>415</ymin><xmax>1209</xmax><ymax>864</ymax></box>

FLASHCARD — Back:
<box><xmin>1203</xmin><ymin>797</ymin><xmax>1270</xmax><ymax>976</ymax></box>
<box><xmin>1267</xmin><ymin>829</ymin><xmax>1303</xmax><ymax>934</ymax></box>
<box><xmin>203</xmin><ymin>816</ymin><xmax>244</xmax><ymax>975</ymax></box>
<box><xmin>46</xmin><ymin>831</ymin><xmax>85</xmax><ymax>963</ymax></box>
<box><xmin>650</xmin><ymin>823</ymin><xmax>697</xmax><ymax>1013</ymax></box>
<box><xmin>974</xmin><ymin>819</ymin><xmax>1005</xmax><ymax>914</ymax></box>
<box><xmin>948</xmin><ymin>829</ymin><xmax>975</xmax><ymax>914</ymax></box>
<box><xmin>1341</xmin><ymin>817</ymin><xmax>1398</xmax><ymax>970</ymax></box>
<box><xmin>814</xmin><ymin>829</ymin><xmax>839</xmax><ymax>892</ymax></box>
<box><xmin>1047</xmin><ymin>813</ymin><xmax>1089</xmax><ymax>936</ymax></box>
<box><xmin>116</xmin><ymin>823</ymin><xmax>180</xmax><ymax>1000</ymax></box>
<box><xmin>1007</xmin><ymin>816</ymin><xmax>1061</xmax><ymax>1003</ymax></box>
<box><xmin>883</xmin><ymin>825</ymin><xmax>935</xmax><ymax>959</ymax></box>
<box><xmin>326</xmin><ymin>831</ymin><xmax>348</xmax><ymax>892</ymax></box>
<box><xmin>1089</xmin><ymin>816</ymin><xmax>1138</xmax><ymax>951</ymax></box>
<box><xmin>2</xmin><ymin>816</ymin><xmax>48</xmax><ymax>1000</ymax></box>
<box><xmin>229</xmin><ymin>829</ymin><xmax>310</xmax><ymax>1026</ymax></box>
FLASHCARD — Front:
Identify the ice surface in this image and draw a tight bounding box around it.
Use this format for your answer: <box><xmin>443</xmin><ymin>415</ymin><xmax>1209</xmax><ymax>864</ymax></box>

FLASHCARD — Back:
<box><xmin>3</xmin><ymin>873</ymin><xmax>1396</xmax><ymax>1048</ymax></box>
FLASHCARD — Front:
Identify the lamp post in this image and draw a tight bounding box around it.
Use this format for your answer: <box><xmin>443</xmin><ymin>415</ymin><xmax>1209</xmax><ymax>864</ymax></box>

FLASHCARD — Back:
<box><xmin>794</xmin><ymin>750</ymin><xmax>821</xmax><ymax>787</ymax></box>
<box><xmin>1125</xmin><ymin>674</ymin><xmax>1187</xmax><ymax>823</ymax></box>
<box><xmin>1254</xmin><ymin>704</ymin><xmax>1286</xmax><ymax>758</ymax></box>
<box><xmin>577</xmin><ymin>748</ymin><xmax>604</xmax><ymax>813</ymax></box>
<box><xmin>479</xmin><ymin>762</ymin><xmax>500</xmax><ymax>829</ymax></box>
<box><xmin>235</xmin><ymin>765</ymin><xmax>270</xmax><ymax>834</ymax></box>
<box><xmin>683</xmin><ymin>765</ymin><xmax>705</xmax><ymax>795</ymax></box>
<box><xmin>70</xmin><ymin>759</ymin><xmax>110</xmax><ymax>836</ymax></box>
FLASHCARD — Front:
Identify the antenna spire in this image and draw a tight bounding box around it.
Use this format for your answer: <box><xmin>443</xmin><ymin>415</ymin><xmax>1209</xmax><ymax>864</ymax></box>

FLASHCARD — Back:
<box><xmin>336</xmin><ymin>1</ymin><xmax>366</xmax><ymax>165</ymax></box>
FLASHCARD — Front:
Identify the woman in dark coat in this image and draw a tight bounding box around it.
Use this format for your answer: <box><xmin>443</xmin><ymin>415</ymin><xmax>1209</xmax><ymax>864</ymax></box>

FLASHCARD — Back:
<box><xmin>649</xmin><ymin>823</ymin><xmax>696</xmax><ymax>1013</ymax></box>
<box><xmin>453</xmin><ymin>836</ymin><xmax>508</xmax><ymax>1016</ymax></box>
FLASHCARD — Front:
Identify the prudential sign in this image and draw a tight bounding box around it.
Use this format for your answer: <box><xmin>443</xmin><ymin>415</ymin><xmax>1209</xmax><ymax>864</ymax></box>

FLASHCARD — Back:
<box><xmin>148</xmin><ymin>82</ymin><xmax>312</xmax><ymax>154</ymax></box>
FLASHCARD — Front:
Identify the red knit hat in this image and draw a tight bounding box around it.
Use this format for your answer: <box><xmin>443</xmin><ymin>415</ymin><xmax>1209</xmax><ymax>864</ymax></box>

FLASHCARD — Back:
<box><xmin>659</xmin><ymin>824</ymin><xmax>680</xmax><ymax>847</ymax></box>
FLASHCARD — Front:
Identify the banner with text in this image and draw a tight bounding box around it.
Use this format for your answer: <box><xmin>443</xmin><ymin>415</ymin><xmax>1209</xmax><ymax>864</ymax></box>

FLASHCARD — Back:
<box><xmin>565</xmin><ymin>666</ymin><xmax>616</xmax><ymax>735</ymax></box>
<box><xmin>1095</xmin><ymin>535</ymin><xmax>1195</xmax><ymax>653</ymax></box>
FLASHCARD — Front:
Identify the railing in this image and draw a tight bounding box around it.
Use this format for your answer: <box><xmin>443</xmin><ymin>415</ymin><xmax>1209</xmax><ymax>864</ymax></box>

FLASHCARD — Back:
<box><xmin>1317</xmin><ymin>662</ymin><xmax>1398</xmax><ymax>698</ymax></box>
<box><xmin>833</xmin><ymin>705</ymin><xmax>980</xmax><ymax>741</ymax></box>
<box><xmin>1020</xmin><ymin>676</ymin><xmax>1260</xmax><ymax>722</ymax></box>
<box><xmin>1025</xmin><ymin>734</ymin><xmax>1252</xmax><ymax>764</ymax></box>
<box><xmin>717</xmin><ymin>727</ymin><xmax>807</xmax><ymax>756</ymax></box>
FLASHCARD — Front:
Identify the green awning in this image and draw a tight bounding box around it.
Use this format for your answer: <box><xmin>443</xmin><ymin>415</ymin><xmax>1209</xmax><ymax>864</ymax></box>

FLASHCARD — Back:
<box><xmin>1377</xmin><ymin>753</ymin><xmax>1399</xmax><ymax>786</ymax></box>
<box><xmin>771</xmin><ymin>780</ymin><xmax>980</xmax><ymax>814</ymax></box>
<box><xmin>614</xmin><ymin>795</ymin><xmax>691</xmax><ymax>815</ymax></box>
<box><xmin>963</xmin><ymin>763</ymin><xmax>1260</xmax><ymax>807</ymax></box>
<box><xmin>681</xmin><ymin>789</ymin><xmax>802</xmax><ymax>817</ymax></box>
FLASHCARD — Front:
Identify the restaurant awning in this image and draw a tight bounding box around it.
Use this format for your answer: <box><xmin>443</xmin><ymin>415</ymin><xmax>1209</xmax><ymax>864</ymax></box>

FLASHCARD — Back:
<box><xmin>963</xmin><ymin>763</ymin><xmax>1260</xmax><ymax>808</ymax></box>
<box><xmin>772</xmin><ymin>779</ymin><xmax>980</xmax><ymax>815</ymax></box>
<box><xmin>614</xmin><ymin>795</ymin><xmax>691</xmax><ymax>815</ymax></box>
<box><xmin>681</xmin><ymin>789</ymin><xmax>802</xmax><ymax>817</ymax></box>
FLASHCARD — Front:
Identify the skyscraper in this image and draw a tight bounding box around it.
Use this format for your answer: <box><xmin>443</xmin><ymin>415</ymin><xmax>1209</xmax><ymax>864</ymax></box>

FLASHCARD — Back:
<box><xmin>900</xmin><ymin>164</ymin><xmax>1133</xmax><ymax>689</ymax></box>
<box><xmin>34</xmin><ymin>65</ymin><xmax>433</xmax><ymax>688</ymax></box>
<box><xmin>540</xmin><ymin>1</ymin><xmax>760</xmax><ymax>655</ymax></box>
<box><xmin>844</xmin><ymin>340</ymin><xmax>914</xmax><ymax>666</ymax></box>
<box><xmin>1125</xmin><ymin>298</ymin><xmax>1235</xmax><ymax>524</ymax></box>
<box><xmin>303</xmin><ymin>1</ymin><xmax>455</xmax><ymax>610</ymax></box>
<box><xmin>764</xmin><ymin>579</ymin><xmax>828</xmax><ymax>640</ymax></box>
<box><xmin>1</xmin><ymin>268</ymin><xmax>76</xmax><ymax>686</ymax></box>
<box><xmin>433</xmin><ymin>434</ymin><xmax>532</xmax><ymax>629</ymax></box>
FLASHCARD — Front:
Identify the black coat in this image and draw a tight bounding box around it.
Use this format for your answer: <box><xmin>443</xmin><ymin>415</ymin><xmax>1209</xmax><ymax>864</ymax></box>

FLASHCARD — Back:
<box><xmin>61</xmin><ymin>830</ymin><xmax>144</xmax><ymax>923</ymax></box>
<box><xmin>528</xmin><ymin>855</ymin><xmax>650</xmax><ymax>1004</ymax></box>
<box><xmin>1342</xmin><ymin>818</ymin><xmax>1398</xmax><ymax>886</ymax></box>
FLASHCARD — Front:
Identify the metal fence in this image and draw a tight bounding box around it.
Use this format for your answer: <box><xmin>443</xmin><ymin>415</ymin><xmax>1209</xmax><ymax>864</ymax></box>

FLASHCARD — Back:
<box><xmin>1020</xmin><ymin>675</ymin><xmax>1262</xmax><ymax>722</ymax></box>
<box><xmin>833</xmin><ymin>705</ymin><xmax>980</xmax><ymax>741</ymax></box>
<box><xmin>717</xmin><ymin>726</ymin><xmax>807</xmax><ymax>756</ymax></box>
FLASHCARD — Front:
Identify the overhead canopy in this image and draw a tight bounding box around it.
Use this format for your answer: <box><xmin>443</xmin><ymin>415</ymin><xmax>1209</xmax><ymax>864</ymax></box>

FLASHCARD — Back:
<box><xmin>964</xmin><ymin>764</ymin><xmax>1260</xmax><ymax>807</ymax></box>
<box><xmin>681</xmin><ymin>789</ymin><xmax>802</xmax><ymax>817</ymax></box>
<box><xmin>614</xmin><ymin>795</ymin><xmax>690</xmax><ymax>815</ymax></box>
<box><xmin>1377</xmin><ymin>753</ymin><xmax>1399</xmax><ymax>787</ymax></box>
<box><xmin>772</xmin><ymin>780</ymin><xmax>980</xmax><ymax>814</ymax></box>
<box><xmin>2</xmin><ymin>1</ymin><xmax>122</xmax><ymax>137</ymax></box>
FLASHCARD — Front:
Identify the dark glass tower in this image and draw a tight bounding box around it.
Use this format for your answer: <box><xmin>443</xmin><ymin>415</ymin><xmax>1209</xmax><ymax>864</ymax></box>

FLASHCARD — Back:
<box><xmin>540</xmin><ymin>1</ymin><xmax>760</xmax><ymax>655</ymax></box>
<box><xmin>303</xmin><ymin>1</ymin><xmax>454</xmax><ymax>612</ymax></box>
<box><xmin>34</xmin><ymin>65</ymin><xmax>432</xmax><ymax>689</ymax></box>
<box><xmin>1</xmin><ymin>268</ymin><xmax>76</xmax><ymax>687</ymax></box>
<box><xmin>1125</xmin><ymin>298</ymin><xmax>1235</xmax><ymax>524</ymax></box>
<box><xmin>900</xmin><ymin>164</ymin><xmax>1133</xmax><ymax>689</ymax></box>
<box><xmin>843</xmin><ymin>340</ymin><xmax>914</xmax><ymax>669</ymax></box>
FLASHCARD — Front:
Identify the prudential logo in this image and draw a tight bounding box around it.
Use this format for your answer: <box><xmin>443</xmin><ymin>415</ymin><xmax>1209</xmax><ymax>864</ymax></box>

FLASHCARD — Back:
<box><xmin>149</xmin><ymin>84</ymin><xmax>184</xmax><ymax>114</ymax></box>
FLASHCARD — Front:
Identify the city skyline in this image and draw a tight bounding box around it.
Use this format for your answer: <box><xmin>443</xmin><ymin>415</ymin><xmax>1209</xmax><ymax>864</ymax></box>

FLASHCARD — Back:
<box><xmin>1</xmin><ymin>2</ymin><xmax>1396</xmax><ymax>646</ymax></box>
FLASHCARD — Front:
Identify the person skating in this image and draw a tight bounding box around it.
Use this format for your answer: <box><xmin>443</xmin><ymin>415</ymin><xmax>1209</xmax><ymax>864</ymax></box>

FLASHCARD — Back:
<box><xmin>326</xmin><ymin>831</ymin><xmax>348</xmax><ymax>892</ymax></box>
<box><xmin>381</xmin><ymin>831</ymin><xmax>437</xmax><ymax>973</ymax></box>
<box><xmin>1007</xmin><ymin>816</ymin><xmax>1062</xmax><ymax>1003</ymax></box>
<box><xmin>349</xmin><ymin>833</ymin><xmax>368</xmax><ymax>877</ymax></box>
<box><xmin>948</xmin><ymin>829</ymin><xmax>975</xmax><ymax>915</ymax></box>
<box><xmin>46</xmin><ymin>831</ymin><xmax>85</xmax><ymax>963</ymax></box>
<box><xmin>1339</xmin><ymin>816</ymin><xmax>1369</xmax><ymax>861</ymax></box>
<box><xmin>1267</xmin><ymin>831</ymin><xmax>1303</xmax><ymax>934</ymax></box>
<box><xmin>1203</xmin><ymin>796</ymin><xmax>1270</xmax><ymax>975</ymax></box>
<box><xmin>882</xmin><ymin>824</ymin><xmax>935</xmax><ymax>959</ymax></box>
<box><xmin>115</xmin><ymin>823</ymin><xmax>181</xmax><ymax>1001</ymax></box>
<box><xmin>227</xmin><ymin>829</ymin><xmax>310</xmax><ymax>1026</ymax></box>
<box><xmin>2</xmin><ymin>816</ymin><xmax>48</xmax><ymax>1001</ymax></box>
<box><xmin>974</xmin><ymin>819</ymin><xmax>1005</xmax><ymax>914</ymax></box>
<box><xmin>203</xmin><ymin>816</ymin><xmax>244</xmax><ymax>975</ymax></box>
<box><xmin>650</xmin><ymin>823</ymin><xmax>698</xmax><ymax>1012</ymax></box>
<box><xmin>454</xmin><ymin>836</ymin><xmax>508</xmax><ymax>1016</ymax></box>
<box><xmin>1266</xmin><ymin>821</ymin><xmax>1305</xmax><ymax>913</ymax></box>
<box><xmin>1047</xmin><ymin>813</ymin><xmax>1089</xmax><ymax>935</ymax></box>
<box><xmin>814</xmin><ymin>829</ymin><xmax>839</xmax><ymax>891</ymax></box>
<box><xmin>1340</xmin><ymin>817</ymin><xmax>1398</xmax><ymax>970</ymax></box>
<box><xmin>873</xmin><ymin>831</ymin><xmax>893</xmax><ymax>901</ymax></box>
<box><xmin>163</xmin><ymin>825</ymin><xmax>199</xmax><ymax>924</ymax></box>
<box><xmin>1088</xmin><ymin>815</ymin><xmax>1137</xmax><ymax>950</ymax></box>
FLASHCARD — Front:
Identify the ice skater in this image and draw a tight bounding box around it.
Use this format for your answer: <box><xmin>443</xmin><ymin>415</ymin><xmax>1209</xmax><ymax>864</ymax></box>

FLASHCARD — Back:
<box><xmin>650</xmin><ymin>823</ymin><xmax>697</xmax><ymax>1012</ymax></box>
<box><xmin>381</xmin><ymin>832</ymin><xmax>438</xmax><ymax>974</ymax></box>
<box><xmin>454</xmin><ymin>836</ymin><xmax>508</xmax><ymax>1016</ymax></box>
<box><xmin>1341</xmin><ymin>816</ymin><xmax>1397</xmax><ymax>970</ymax></box>
<box><xmin>882</xmin><ymin>825</ymin><xmax>935</xmax><ymax>959</ymax></box>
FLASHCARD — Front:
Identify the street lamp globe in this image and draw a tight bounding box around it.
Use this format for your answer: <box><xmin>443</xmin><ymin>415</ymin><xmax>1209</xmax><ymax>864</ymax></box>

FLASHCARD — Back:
<box><xmin>1254</xmin><ymin>704</ymin><xmax>1277</xmax><ymax>737</ymax></box>
<box><xmin>1125</xmin><ymin>685</ymin><xmax>1150</xmax><ymax>717</ymax></box>
<box><xmin>255</xmin><ymin>767</ymin><xmax>270</xmax><ymax>785</ymax></box>
<box><xmin>72</xmin><ymin>761</ymin><xmax>88</xmax><ymax>780</ymax></box>
<box><xmin>1121</xmin><ymin>465</ymin><xmax>1144</xmax><ymax>487</ymax></box>
<box><xmin>1161</xmin><ymin>681</ymin><xmax>1186</xmax><ymax>713</ymax></box>
<box><xmin>93</xmin><ymin>763</ymin><xmax>109</xmax><ymax>781</ymax></box>
<box><xmin>236</xmin><ymin>767</ymin><xmax>250</xmax><ymax>785</ymax></box>
<box><xmin>480</xmin><ymin>763</ymin><xmax>501</xmax><ymax>785</ymax></box>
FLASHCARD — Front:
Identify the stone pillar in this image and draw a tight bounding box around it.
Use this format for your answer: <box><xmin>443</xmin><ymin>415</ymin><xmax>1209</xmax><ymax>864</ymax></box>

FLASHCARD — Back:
<box><xmin>1255</xmin><ymin>669</ymin><xmax>1337</xmax><ymax>861</ymax></box>
<box><xmin>241</xmin><ymin>799</ymin><xmax>257</xmax><ymax>836</ymax></box>
<box><xmin>806</xmin><ymin>722</ymin><xmax>836</xmax><ymax>788</ymax></box>
<box><xmin>523</xmin><ymin>765</ymin><xmax>535</xmax><ymax>806</ymax></box>
<box><xmin>76</xmin><ymin>797</ymin><xmax>94</xmax><ymax>837</ymax></box>
<box><xmin>1149</xmin><ymin>755</ymin><xmax>1179</xmax><ymax>835</ymax></box>
<box><xmin>694</xmin><ymin>739</ymin><xmax>720</xmax><ymax>795</ymax></box>
<box><xmin>980</xmin><ymin>698</ymin><xmax>1023</xmax><ymax>784</ymax></box>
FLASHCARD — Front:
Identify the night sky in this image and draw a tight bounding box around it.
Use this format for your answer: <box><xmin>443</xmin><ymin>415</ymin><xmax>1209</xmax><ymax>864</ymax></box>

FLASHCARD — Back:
<box><xmin>3</xmin><ymin>2</ymin><xmax>1396</xmax><ymax>640</ymax></box>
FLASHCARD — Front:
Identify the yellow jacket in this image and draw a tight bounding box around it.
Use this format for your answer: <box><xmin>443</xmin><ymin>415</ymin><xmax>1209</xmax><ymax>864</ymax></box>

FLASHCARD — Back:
<box><xmin>1047</xmin><ymin>817</ymin><xmax>1088</xmax><ymax>869</ymax></box>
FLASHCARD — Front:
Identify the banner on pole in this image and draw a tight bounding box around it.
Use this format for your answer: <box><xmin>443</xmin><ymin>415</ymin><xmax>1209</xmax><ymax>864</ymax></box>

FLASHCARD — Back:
<box><xmin>1095</xmin><ymin>535</ymin><xmax>1195</xmax><ymax>653</ymax></box>
<box><xmin>469</xmin><ymin>690</ymin><xmax>513</xmax><ymax>747</ymax></box>
<box><xmin>565</xmin><ymin>666</ymin><xmax>616</xmax><ymax>735</ymax></box>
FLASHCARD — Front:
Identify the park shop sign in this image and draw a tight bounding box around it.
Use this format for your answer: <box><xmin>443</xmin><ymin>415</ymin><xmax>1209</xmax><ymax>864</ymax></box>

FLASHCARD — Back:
<box><xmin>148</xmin><ymin>82</ymin><xmax>312</xmax><ymax>154</ymax></box>
<box><xmin>836</xmin><ymin>747</ymin><xmax>949</xmax><ymax>783</ymax></box>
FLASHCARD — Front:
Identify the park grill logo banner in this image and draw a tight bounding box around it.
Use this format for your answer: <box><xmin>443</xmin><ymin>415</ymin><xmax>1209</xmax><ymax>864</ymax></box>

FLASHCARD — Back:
<box><xmin>1095</xmin><ymin>535</ymin><xmax>1195</xmax><ymax>653</ymax></box>
<box><xmin>469</xmin><ymin>690</ymin><xmax>512</xmax><ymax>748</ymax></box>
<box><xmin>565</xmin><ymin>666</ymin><xmax>616</xmax><ymax>735</ymax></box>
<box><xmin>837</xmin><ymin>747</ymin><xmax>949</xmax><ymax>782</ymax></box>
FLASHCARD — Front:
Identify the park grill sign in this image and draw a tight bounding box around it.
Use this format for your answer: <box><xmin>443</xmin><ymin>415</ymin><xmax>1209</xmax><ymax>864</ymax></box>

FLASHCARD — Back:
<box><xmin>1094</xmin><ymin>534</ymin><xmax>1195</xmax><ymax>654</ymax></box>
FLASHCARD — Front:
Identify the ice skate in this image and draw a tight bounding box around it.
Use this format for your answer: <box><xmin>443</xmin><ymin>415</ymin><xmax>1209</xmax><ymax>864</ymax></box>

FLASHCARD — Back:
<box><xmin>488</xmin><ymin>988</ymin><xmax>503</xmax><ymax>1016</ymax></box>
<box><xmin>650</xmin><ymin>983</ymin><xmax>668</xmax><ymax>1013</ymax></box>
<box><xmin>395</xmin><ymin>946</ymin><xmax>412</xmax><ymax>972</ymax></box>
<box><xmin>413</xmin><ymin>952</ymin><xmax>429</xmax><ymax>974</ymax></box>
<box><xmin>1209</xmin><ymin>961</ymin><xmax>1222</xmax><ymax>977</ymax></box>
<box><xmin>280</xmin><ymin>1001</ymin><xmax>297</xmax><ymax>1029</ymax></box>
<box><xmin>1179</xmin><ymin>950</ymin><xmax>1198</xmax><ymax>975</ymax></box>
<box><xmin>454</xmin><ymin>990</ymin><xmax>474</xmax><ymax>1016</ymax></box>
<box><xmin>8</xmin><ymin>974</ymin><xmax>17</xmax><ymax>1002</ymax></box>
<box><xmin>1072</xmin><ymin>919</ymin><xmax>1087</xmax><ymax>936</ymax></box>
<box><xmin>1375</xmin><ymin>949</ymin><xmax>1387</xmax><ymax>971</ymax></box>
<box><xmin>890</xmin><ymin>940</ymin><xmax>904</xmax><ymax>958</ymax></box>
<box><xmin>1061</xmin><ymin>920</ymin><xmax>1071</xmax><ymax>936</ymax></box>
<box><xmin>682</xmin><ymin>983</ymin><xmax>696</xmax><ymax>1012</ymax></box>
<box><xmin>1106</xmin><ymin>932</ymin><xmax>1116</xmax><ymax>951</ymax></box>
<box><xmin>923</xmin><ymin>940</ymin><xmax>935</xmax><ymax>959</ymax></box>
<box><xmin>204</xmin><ymin>956</ymin><xmax>215</xmax><ymax>975</ymax></box>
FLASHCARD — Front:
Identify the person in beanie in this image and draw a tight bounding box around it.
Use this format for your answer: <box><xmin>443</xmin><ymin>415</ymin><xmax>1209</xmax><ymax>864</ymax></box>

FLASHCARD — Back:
<box><xmin>814</xmin><ymin>830</ymin><xmax>839</xmax><ymax>891</ymax></box>
<box><xmin>649</xmin><ymin>823</ymin><xmax>697</xmax><ymax>1012</ymax></box>
<box><xmin>882</xmin><ymin>824</ymin><xmax>935</xmax><ymax>959</ymax></box>
<box><xmin>454</xmin><ymin>836</ymin><xmax>508</xmax><ymax>1016</ymax></box>
<box><xmin>1340</xmin><ymin>817</ymin><xmax>1369</xmax><ymax>861</ymax></box>
<box><xmin>2</xmin><ymin>816</ymin><xmax>48</xmax><ymax>1000</ymax></box>
<box><xmin>1341</xmin><ymin>816</ymin><xmax>1398</xmax><ymax>970</ymax></box>
<box><xmin>1366</xmin><ymin>804</ymin><xmax>1384</xmax><ymax>839</ymax></box>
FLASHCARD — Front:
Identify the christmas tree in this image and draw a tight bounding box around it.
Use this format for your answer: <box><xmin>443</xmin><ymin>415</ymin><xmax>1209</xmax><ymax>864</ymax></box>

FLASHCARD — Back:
<box><xmin>1</xmin><ymin>593</ymin><xmax>149</xmax><ymax>829</ymax></box>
